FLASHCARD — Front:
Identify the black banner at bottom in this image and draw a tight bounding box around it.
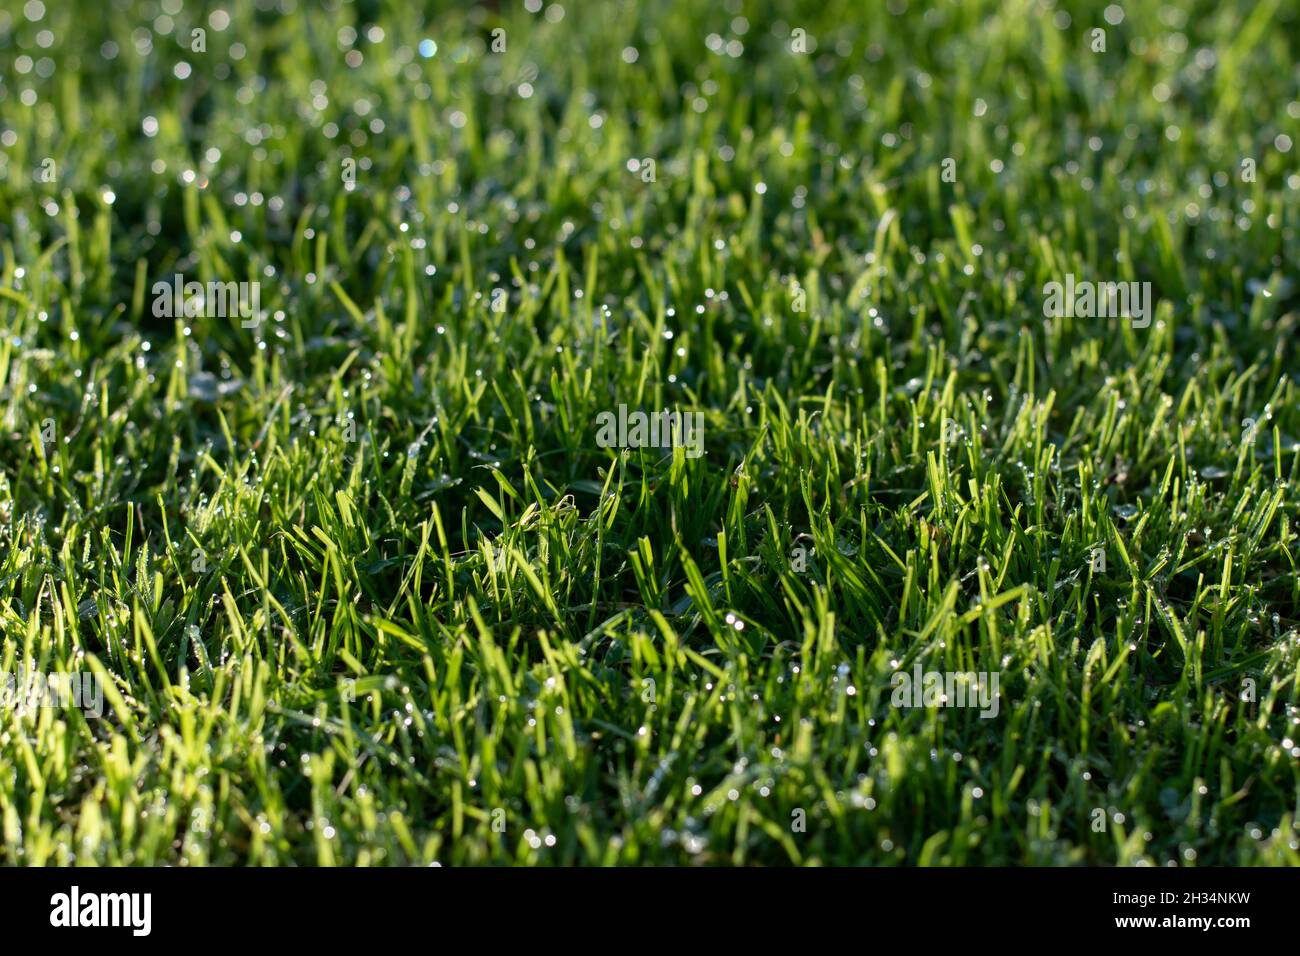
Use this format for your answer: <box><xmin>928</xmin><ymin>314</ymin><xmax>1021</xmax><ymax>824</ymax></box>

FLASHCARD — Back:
<box><xmin>0</xmin><ymin>868</ymin><xmax>1279</xmax><ymax>941</ymax></box>
<box><xmin>0</xmin><ymin>865</ymin><xmax>1280</xmax><ymax>942</ymax></box>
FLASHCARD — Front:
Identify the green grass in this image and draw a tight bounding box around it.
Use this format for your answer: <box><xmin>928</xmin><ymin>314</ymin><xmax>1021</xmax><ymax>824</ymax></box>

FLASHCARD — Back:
<box><xmin>1</xmin><ymin>0</ymin><xmax>1298</xmax><ymax>866</ymax></box>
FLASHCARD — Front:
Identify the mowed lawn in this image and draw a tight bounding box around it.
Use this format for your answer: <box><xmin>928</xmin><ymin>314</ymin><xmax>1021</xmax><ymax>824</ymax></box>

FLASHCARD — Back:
<box><xmin>1</xmin><ymin>0</ymin><xmax>1298</xmax><ymax>865</ymax></box>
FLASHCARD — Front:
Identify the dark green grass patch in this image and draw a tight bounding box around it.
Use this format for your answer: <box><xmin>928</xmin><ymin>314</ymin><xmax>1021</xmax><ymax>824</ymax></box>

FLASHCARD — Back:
<box><xmin>0</xmin><ymin>0</ymin><xmax>1298</xmax><ymax>864</ymax></box>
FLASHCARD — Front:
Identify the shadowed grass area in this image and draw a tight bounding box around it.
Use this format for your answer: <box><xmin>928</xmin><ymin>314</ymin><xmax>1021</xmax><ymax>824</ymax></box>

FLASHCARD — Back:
<box><xmin>0</xmin><ymin>0</ymin><xmax>1298</xmax><ymax>865</ymax></box>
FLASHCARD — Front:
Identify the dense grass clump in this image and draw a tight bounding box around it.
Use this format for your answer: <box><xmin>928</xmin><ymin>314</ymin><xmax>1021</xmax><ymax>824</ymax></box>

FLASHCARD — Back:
<box><xmin>0</xmin><ymin>0</ymin><xmax>1298</xmax><ymax>865</ymax></box>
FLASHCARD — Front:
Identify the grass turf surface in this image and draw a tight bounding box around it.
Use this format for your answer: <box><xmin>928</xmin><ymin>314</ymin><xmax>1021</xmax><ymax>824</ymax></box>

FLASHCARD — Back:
<box><xmin>1</xmin><ymin>0</ymin><xmax>1299</xmax><ymax>866</ymax></box>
